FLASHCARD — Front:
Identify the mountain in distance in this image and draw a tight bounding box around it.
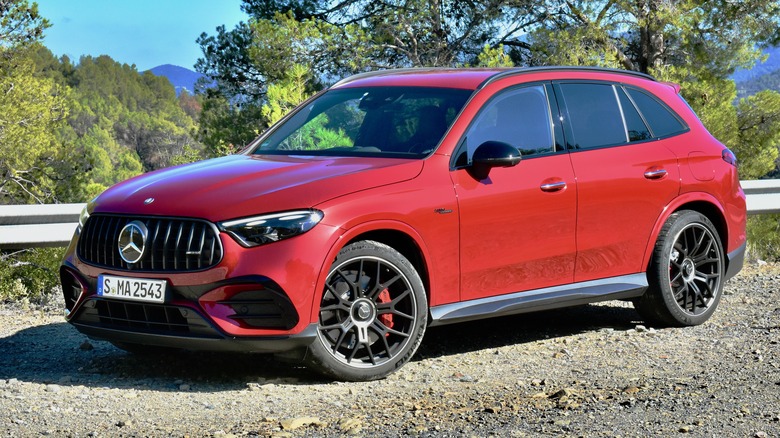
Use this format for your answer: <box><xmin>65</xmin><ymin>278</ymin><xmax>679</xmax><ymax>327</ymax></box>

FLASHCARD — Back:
<box><xmin>732</xmin><ymin>46</ymin><xmax>780</xmax><ymax>98</ymax></box>
<box><xmin>147</xmin><ymin>64</ymin><xmax>204</xmax><ymax>95</ymax></box>
<box><xmin>732</xmin><ymin>46</ymin><xmax>780</xmax><ymax>83</ymax></box>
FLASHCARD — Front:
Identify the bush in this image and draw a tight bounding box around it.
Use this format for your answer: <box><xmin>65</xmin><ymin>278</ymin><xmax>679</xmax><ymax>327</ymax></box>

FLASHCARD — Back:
<box><xmin>0</xmin><ymin>247</ymin><xmax>63</xmax><ymax>304</ymax></box>
<box><xmin>746</xmin><ymin>214</ymin><xmax>780</xmax><ymax>262</ymax></box>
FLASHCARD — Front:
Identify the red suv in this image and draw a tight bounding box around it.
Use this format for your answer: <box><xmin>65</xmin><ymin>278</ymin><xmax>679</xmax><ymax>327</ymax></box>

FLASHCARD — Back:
<box><xmin>60</xmin><ymin>67</ymin><xmax>746</xmax><ymax>381</ymax></box>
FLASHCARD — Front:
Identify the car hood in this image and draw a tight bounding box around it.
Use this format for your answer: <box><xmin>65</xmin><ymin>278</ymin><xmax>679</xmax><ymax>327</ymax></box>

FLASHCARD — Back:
<box><xmin>93</xmin><ymin>154</ymin><xmax>424</xmax><ymax>222</ymax></box>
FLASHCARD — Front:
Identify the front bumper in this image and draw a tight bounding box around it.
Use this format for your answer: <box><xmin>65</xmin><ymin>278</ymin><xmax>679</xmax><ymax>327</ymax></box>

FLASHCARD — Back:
<box><xmin>71</xmin><ymin>298</ymin><xmax>318</xmax><ymax>353</ymax></box>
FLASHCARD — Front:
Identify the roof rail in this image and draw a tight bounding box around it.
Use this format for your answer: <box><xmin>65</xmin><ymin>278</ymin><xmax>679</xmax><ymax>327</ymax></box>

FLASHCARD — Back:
<box><xmin>332</xmin><ymin>68</ymin><xmax>456</xmax><ymax>87</ymax></box>
<box><xmin>332</xmin><ymin>66</ymin><xmax>657</xmax><ymax>89</ymax></box>
<box><xmin>479</xmin><ymin>66</ymin><xmax>656</xmax><ymax>88</ymax></box>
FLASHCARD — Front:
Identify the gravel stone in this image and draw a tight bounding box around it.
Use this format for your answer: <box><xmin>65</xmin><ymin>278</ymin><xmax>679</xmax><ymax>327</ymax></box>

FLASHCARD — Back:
<box><xmin>0</xmin><ymin>263</ymin><xmax>778</xmax><ymax>436</ymax></box>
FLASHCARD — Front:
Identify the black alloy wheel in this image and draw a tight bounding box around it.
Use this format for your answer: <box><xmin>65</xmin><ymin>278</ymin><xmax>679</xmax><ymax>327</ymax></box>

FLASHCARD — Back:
<box><xmin>307</xmin><ymin>240</ymin><xmax>427</xmax><ymax>381</ymax></box>
<box><xmin>634</xmin><ymin>210</ymin><xmax>725</xmax><ymax>326</ymax></box>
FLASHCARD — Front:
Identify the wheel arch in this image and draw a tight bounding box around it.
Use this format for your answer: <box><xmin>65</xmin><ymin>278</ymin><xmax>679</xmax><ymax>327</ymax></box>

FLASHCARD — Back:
<box><xmin>308</xmin><ymin>221</ymin><xmax>433</xmax><ymax>323</ymax></box>
<box><xmin>642</xmin><ymin>193</ymin><xmax>728</xmax><ymax>271</ymax></box>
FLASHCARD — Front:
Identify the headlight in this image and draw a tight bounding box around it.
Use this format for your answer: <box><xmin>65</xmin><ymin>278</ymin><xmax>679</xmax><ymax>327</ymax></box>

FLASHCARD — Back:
<box><xmin>78</xmin><ymin>205</ymin><xmax>90</xmax><ymax>228</ymax></box>
<box><xmin>219</xmin><ymin>210</ymin><xmax>324</xmax><ymax>247</ymax></box>
<box><xmin>77</xmin><ymin>198</ymin><xmax>97</xmax><ymax>233</ymax></box>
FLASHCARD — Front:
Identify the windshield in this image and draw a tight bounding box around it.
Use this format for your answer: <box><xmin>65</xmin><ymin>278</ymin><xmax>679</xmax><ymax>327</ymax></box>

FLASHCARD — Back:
<box><xmin>250</xmin><ymin>87</ymin><xmax>473</xmax><ymax>158</ymax></box>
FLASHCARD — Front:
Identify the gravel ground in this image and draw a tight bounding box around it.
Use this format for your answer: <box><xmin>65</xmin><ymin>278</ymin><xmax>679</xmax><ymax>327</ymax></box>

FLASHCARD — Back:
<box><xmin>1</xmin><ymin>263</ymin><xmax>779</xmax><ymax>437</ymax></box>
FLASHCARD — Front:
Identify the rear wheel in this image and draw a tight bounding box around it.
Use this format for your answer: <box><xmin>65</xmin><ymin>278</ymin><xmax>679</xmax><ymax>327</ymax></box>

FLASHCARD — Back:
<box><xmin>306</xmin><ymin>240</ymin><xmax>427</xmax><ymax>381</ymax></box>
<box><xmin>634</xmin><ymin>210</ymin><xmax>724</xmax><ymax>326</ymax></box>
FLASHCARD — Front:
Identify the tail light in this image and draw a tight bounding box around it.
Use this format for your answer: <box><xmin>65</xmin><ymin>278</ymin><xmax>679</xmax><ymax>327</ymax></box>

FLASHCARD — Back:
<box><xmin>722</xmin><ymin>149</ymin><xmax>737</xmax><ymax>167</ymax></box>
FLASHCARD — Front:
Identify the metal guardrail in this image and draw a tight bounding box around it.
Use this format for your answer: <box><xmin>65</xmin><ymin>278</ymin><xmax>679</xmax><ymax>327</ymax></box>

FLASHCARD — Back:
<box><xmin>741</xmin><ymin>180</ymin><xmax>780</xmax><ymax>215</ymax></box>
<box><xmin>0</xmin><ymin>203</ymin><xmax>83</xmax><ymax>249</ymax></box>
<box><xmin>1</xmin><ymin>180</ymin><xmax>779</xmax><ymax>249</ymax></box>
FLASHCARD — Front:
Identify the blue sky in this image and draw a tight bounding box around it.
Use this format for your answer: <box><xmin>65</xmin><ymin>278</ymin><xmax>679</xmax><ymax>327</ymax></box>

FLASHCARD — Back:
<box><xmin>36</xmin><ymin>0</ymin><xmax>249</xmax><ymax>71</ymax></box>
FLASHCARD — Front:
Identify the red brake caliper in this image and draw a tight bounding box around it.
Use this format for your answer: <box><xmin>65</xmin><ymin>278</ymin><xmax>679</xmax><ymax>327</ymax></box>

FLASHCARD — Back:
<box><xmin>377</xmin><ymin>288</ymin><xmax>394</xmax><ymax>333</ymax></box>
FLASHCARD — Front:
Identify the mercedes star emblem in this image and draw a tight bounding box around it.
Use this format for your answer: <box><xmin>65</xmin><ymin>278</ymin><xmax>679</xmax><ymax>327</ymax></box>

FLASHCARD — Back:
<box><xmin>118</xmin><ymin>220</ymin><xmax>148</xmax><ymax>264</ymax></box>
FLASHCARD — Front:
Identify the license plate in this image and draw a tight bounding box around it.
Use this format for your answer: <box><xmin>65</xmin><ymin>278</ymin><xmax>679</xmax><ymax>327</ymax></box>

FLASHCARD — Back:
<box><xmin>97</xmin><ymin>275</ymin><xmax>166</xmax><ymax>303</ymax></box>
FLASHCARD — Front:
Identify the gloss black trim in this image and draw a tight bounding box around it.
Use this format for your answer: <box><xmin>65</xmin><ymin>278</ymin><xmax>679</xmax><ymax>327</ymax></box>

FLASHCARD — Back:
<box><xmin>429</xmin><ymin>274</ymin><xmax>647</xmax><ymax>326</ymax></box>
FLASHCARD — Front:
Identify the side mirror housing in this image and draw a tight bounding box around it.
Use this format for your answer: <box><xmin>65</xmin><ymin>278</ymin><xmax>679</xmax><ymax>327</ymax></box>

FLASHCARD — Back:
<box><xmin>470</xmin><ymin>141</ymin><xmax>522</xmax><ymax>179</ymax></box>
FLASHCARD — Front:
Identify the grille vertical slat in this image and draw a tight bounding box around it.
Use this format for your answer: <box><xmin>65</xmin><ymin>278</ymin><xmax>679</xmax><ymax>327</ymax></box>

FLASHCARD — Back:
<box><xmin>78</xmin><ymin>215</ymin><xmax>223</xmax><ymax>272</ymax></box>
<box><xmin>197</xmin><ymin>226</ymin><xmax>206</xmax><ymax>270</ymax></box>
<box><xmin>109</xmin><ymin>217</ymin><xmax>121</xmax><ymax>267</ymax></box>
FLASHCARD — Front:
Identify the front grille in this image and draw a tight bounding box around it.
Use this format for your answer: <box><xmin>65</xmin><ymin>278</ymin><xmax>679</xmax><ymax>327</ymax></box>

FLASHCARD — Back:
<box><xmin>74</xmin><ymin>299</ymin><xmax>217</xmax><ymax>337</ymax></box>
<box><xmin>77</xmin><ymin>214</ymin><xmax>223</xmax><ymax>272</ymax></box>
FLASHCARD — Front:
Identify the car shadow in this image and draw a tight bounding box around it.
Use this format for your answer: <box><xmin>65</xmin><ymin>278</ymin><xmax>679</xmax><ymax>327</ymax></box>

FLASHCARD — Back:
<box><xmin>0</xmin><ymin>302</ymin><xmax>642</xmax><ymax>390</ymax></box>
<box><xmin>417</xmin><ymin>302</ymin><xmax>642</xmax><ymax>360</ymax></box>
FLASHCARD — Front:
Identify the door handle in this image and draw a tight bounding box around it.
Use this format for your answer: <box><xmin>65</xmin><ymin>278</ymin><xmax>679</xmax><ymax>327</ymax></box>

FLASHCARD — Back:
<box><xmin>644</xmin><ymin>168</ymin><xmax>667</xmax><ymax>180</ymax></box>
<box><xmin>540</xmin><ymin>181</ymin><xmax>567</xmax><ymax>192</ymax></box>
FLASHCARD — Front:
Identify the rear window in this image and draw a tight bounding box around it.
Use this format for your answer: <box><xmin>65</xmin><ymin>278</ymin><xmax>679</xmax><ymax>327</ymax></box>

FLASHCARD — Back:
<box><xmin>625</xmin><ymin>88</ymin><xmax>688</xmax><ymax>138</ymax></box>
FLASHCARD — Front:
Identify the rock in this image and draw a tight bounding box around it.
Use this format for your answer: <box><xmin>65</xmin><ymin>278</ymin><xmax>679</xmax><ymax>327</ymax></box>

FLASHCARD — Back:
<box><xmin>280</xmin><ymin>417</ymin><xmax>324</xmax><ymax>430</ymax></box>
<box><xmin>679</xmin><ymin>425</ymin><xmax>691</xmax><ymax>433</ymax></box>
<box><xmin>549</xmin><ymin>388</ymin><xmax>578</xmax><ymax>400</ymax></box>
<box><xmin>623</xmin><ymin>386</ymin><xmax>641</xmax><ymax>395</ymax></box>
<box><xmin>179</xmin><ymin>384</ymin><xmax>191</xmax><ymax>391</ymax></box>
<box><xmin>339</xmin><ymin>418</ymin><xmax>363</xmax><ymax>434</ymax></box>
<box><xmin>79</xmin><ymin>341</ymin><xmax>94</xmax><ymax>351</ymax></box>
<box><xmin>45</xmin><ymin>384</ymin><xmax>61</xmax><ymax>393</ymax></box>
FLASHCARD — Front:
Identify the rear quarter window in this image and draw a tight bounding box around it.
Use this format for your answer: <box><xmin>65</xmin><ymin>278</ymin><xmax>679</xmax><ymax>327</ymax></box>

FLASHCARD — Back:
<box><xmin>625</xmin><ymin>87</ymin><xmax>688</xmax><ymax>138</ymax></box>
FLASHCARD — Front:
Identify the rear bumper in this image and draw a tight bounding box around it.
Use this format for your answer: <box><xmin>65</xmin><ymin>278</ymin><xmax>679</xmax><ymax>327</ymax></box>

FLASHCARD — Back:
<box><xmin>725</xmin><ymin>241</ymin><xmax>746</xmax><ymax>281</ymax></box>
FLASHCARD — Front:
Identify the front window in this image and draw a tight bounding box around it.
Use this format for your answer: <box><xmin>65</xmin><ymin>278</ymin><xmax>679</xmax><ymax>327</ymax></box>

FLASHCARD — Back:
<box><xmin>250</xmin><ymin>87</ymin><xmax>473</xmax><ymax>158</ymax></box>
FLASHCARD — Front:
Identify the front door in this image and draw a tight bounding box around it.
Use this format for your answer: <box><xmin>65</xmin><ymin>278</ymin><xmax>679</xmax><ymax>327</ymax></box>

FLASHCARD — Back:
<box><xmin>451</xmin><ymin>83</ymin><xmax>578</xmax><ymax>301</ymax></box>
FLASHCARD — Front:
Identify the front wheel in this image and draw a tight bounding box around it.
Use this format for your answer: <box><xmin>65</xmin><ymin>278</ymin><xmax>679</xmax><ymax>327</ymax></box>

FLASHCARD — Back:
<box><xmin>306</xmin><ymin>241</ymin><xmax>427</xmax><ymax>381</ymax></box>
<box><xmin>634</xmin><ymin>210</ymin><xmax>725</xmax><ymax>327</ymax></box>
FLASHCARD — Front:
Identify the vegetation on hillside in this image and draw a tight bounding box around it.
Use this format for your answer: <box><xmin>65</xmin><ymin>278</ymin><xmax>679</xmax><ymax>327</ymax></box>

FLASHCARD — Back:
<box><xmin>1</xmin><ymin>0</ymin><xmax>780</xmax><ymax>302</ymax></box>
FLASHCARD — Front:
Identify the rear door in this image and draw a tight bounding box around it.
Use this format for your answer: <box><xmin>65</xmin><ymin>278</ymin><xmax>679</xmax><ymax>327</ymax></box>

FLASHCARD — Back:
<box><xmin>554</xmin><ymin>82</ymin><xmax>681</xmax><ymax>282</ymax></box>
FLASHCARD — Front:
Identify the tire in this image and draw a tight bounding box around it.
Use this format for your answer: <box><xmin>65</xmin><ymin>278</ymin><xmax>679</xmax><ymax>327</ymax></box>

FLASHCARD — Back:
<box><xmin>306</xmin><ymin>240</ymin><xmax>428</xmax><ymax>381</ymax></box>
<box><xmin>634</xmin><ymin>210</ymin><xmax>725</xmax><ymax>327</ymax></box>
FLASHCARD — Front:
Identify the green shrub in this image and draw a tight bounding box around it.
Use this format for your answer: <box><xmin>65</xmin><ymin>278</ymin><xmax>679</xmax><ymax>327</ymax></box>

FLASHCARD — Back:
<box><xmin>0</xmin><ymin>247</ymin><xmax>63</xmax><ymax>304</ymax></box>
<box><xmin>746</xmin><ymin>214</ymin><xmax>780</xmax><ymax>262</ymax></box>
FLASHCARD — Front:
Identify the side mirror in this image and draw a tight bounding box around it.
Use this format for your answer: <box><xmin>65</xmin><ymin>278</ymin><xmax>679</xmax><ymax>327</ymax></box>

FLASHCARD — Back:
<box><xmin>470</xmin><ymin>141</ymin><xmax>522</xmax><ymax>180</ymax></box>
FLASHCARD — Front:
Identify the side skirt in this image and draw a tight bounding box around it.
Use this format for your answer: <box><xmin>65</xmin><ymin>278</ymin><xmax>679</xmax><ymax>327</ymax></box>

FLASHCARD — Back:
<box><xmin>429</xmin><ymin>273</ymin><xmax>647</xmax><ymax>326</ymax></box>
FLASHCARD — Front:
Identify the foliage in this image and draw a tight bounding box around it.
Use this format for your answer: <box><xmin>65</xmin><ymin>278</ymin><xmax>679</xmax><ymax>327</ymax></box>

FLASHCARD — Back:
<box><xmin>261</xmin><ymin>63</ymin><xmax>312</xmax><ymax>126</ymax></box>
<box><xmin>476</xmin><ymin>44</ymin><xmax>514</xmax><ymax>68</ymax></box>
<box><xmin>0</xmin><ymin>248</ymin><xmax>62</xmax><ymax>304</ymax></box>
<box><xmin>527</xmin><ymin>1</ymin><xmax>779</xmax><ymax>74</ymax></box>
<box><xmin>747</xmin><ymin>214</ymin><xmax>780</xmax><ymax>262</ymax></box>
<box><xmin>735</xmin><ymin>91</ymin><xmax>780</xmax><ymax>179</ymax></box>
<box><xmin>0</xmin><ymin>49</ymin><xmax>69</xmax><ymax>203</ymax></box>
<box><xmin>197</xmin><ymin>95</ymin><xmax>263</xmax><ymax>156</ymax></box>
<box><xmin>0</xmin><ymin>0</ymin><xmax>48</xmax><ymax>49</ymax></box>
<box><xmin>18</xmin><ymin>48</ymin><xmax>206</xmax><ymax>201</ymax></box>
<box><xmin>0</xmin><ymin>1</ymin><xmax>68</xmax><ymax>204</ymax></box>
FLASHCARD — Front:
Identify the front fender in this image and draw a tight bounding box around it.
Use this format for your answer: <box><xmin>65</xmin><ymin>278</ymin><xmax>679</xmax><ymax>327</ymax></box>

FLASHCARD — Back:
<box><xmin>307</xmin><ymin>219</ymin><xmax>438</xmax><ymax>324</ymax></box>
